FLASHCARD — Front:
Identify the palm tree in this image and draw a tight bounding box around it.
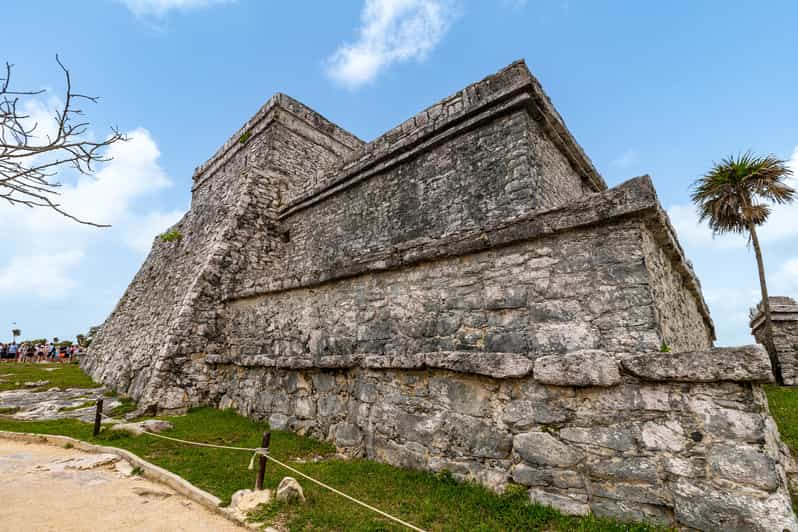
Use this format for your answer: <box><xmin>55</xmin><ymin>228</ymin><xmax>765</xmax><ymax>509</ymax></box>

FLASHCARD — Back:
<box><xmin>691</xmin><ymin>152</ymin><xmax>795</xmax><ymax>367</ymax></box>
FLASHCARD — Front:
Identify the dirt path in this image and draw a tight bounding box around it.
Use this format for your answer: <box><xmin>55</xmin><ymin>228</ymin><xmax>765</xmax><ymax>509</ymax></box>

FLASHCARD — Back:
<box><xmin>0</xmin><ymin>439</ymin><xmax>244</xmax><ymax>531</ymax></box>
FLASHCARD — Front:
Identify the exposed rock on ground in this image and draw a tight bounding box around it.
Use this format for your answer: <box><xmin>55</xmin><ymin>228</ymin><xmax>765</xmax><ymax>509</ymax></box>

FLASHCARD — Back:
<box><xmin>276</xmin><ymin>476</ymin><xmax>305</xmax><ymax>503</ymax></box>
<box><xmin>0</xmin><ymin>386</ymin><xmax>119</xmax><ymax>422</ymax></box>
<box><xmin>110</xmin><ymin>419</ymin><xmax>174</xmax><ymax>436</ymax></box>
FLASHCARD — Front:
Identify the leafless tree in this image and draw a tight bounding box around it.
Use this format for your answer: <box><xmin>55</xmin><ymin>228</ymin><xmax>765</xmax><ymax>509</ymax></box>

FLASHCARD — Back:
<box><xmin>0</xmin><ymin>55</ymin><xmax>125</xmax><ymax>226</ymax></box>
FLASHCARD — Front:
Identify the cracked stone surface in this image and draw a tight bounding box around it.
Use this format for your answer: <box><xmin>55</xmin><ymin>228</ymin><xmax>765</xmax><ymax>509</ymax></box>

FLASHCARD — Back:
<box><xmin>0</xmin><ymin>386</ymin><xmax>120</xmax><ymax>422</ymax></box>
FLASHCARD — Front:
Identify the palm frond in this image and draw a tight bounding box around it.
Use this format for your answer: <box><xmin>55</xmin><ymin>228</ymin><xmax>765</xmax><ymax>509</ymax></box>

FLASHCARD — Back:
<box><xmin>691</xmin><ymin>151</ymin><xmax>795</xmax><ymax>235</ymax></box>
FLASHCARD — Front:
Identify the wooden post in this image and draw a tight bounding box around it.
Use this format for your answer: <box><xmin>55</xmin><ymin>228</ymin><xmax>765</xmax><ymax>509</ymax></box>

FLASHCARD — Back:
<box><xmin>255</xmin><ymin>431</ymin><xmax>271</xmax><ymax>490</ymax></box>
<box><xmin>93</xmin><ymin>398</ymin><xmax>103</xmax><ymax>437</ymax></box>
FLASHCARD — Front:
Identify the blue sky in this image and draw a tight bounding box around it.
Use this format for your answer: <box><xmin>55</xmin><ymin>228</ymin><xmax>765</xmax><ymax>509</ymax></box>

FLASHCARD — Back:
<box><xmin>1</xmin><ymin>0</ymin><xmax>796</xmax><ymax>346</ymax></box>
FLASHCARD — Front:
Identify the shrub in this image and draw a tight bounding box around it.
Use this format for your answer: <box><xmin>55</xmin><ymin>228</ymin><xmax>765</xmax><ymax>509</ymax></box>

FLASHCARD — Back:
<box><xmin>239</xmin><ymin>130</ymin><xmax>252</xmax><ymax>144</ymax></box>
<box><xmin>159</xmin><ymin>229</ymin><xmax>183</xmax><ymax>243</ymax></box>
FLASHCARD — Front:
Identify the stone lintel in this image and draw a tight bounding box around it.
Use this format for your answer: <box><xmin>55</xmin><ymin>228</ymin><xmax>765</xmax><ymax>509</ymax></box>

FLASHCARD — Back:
<box><xmin>621</xmin><ymin>345</ymin><xmax>774</xmax><ymax>383</ymax></box>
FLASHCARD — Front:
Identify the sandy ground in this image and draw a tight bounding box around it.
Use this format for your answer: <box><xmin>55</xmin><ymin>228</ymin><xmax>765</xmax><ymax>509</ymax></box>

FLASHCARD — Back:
<box><xmin>0</xmin><ymin>439</ymin><xmax>244</xmax><ymax>532</ymax></box>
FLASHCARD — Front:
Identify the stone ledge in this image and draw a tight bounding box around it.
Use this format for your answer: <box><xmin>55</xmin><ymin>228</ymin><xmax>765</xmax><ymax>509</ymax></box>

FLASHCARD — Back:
<box><xmin>205</xmin><ymin>351</ymin><xmax>534</xmax><ymax>379</ymax></box>
<box><xmin>621</xmin><ymin>345</ymin><xmax>774</xmax><ymax>383</ymax></box>
<box><xmin>208</xmin><ymin>345</ymin><xmax>776</xmax><ymax>385</ymax></box>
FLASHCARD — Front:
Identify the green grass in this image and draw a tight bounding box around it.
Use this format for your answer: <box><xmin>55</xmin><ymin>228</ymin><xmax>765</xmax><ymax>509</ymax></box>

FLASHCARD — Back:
<box><xmin>765</xmin><ymin>385</ymin><xmax>798</xmax><ymax>510</ymax></box>
<box><xmin>0</xmin><ymin>363</ymin><xmax>99</xmax><ymax>392</ymax></box>
<box><xmin>110</xmin><ymin>396</ymin><xmax>138</xmax><ymax>417</ymax></box>
<box><xmin>765</xmin><ymin>385</ymin><xmax>798</xmax><ymax>453</ymax></box>
<box><xmin>58</xmin><ymin>400</ymin><xmax>97</xmax><ymax>413</ymax></box>
<box><xmin>0</xmin><ymin>407</ymin><xmax>659</xmax><ymax>532</ymax></box>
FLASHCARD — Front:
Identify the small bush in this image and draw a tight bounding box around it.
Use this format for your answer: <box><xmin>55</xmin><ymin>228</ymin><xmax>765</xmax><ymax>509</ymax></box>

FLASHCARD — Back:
<box><xmin>159</xmin><ymin>229</ymin><xmax>183</xmax><ymax>243</ymax></box>
<box><xmin>660</xmin><ymin>342</ymin><xmax>671</xmax><ymax>353</ymax></box>
<box><xmin>239</xmin><ymin>130</ymin><xmax>252</xmax><ymax>144</ymax></box>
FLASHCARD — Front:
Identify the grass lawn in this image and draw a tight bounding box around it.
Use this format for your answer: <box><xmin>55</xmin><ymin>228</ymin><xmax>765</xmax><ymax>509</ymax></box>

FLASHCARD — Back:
<box><xmin>0</xmin><ymin>363</ymin><xmax>659</xmax><ymax>531</ymax></box>
<box><xmin>0</xmin><ymin>362</ymin><xmax>99</xmax><ymax>392</ymax></box>
<box><xmin>766</xmin><ymin>385</ymin><xmax>798</xmax><ymax>454</ymax></box>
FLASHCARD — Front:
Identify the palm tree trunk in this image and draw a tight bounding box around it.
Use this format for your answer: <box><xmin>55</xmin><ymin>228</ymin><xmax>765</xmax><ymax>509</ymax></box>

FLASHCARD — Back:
<box><xmin>748</xmin><ymin>222</ymin><xmax>782</xmax><ymax>383</ymax></box>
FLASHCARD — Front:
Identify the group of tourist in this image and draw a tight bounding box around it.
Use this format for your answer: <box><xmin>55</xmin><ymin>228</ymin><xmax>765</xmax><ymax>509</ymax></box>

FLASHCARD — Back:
<box><xmin>0</xmin><ymin>342</ymin><xmax>83</xmax><ymax>363</ymax></box>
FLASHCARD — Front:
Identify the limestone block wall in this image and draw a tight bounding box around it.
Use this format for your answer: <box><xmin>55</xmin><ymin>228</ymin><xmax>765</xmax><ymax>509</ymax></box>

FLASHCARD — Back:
<box><xmin>224</xmin><ymin>219</ymin><xmax>678</xmax><ymax>366</ymax></box>
<box><xmin>202</xmin><ymin>346</ymin><xmax>796</xmax><ymax>531</ymax></box>
<box><xmin>752</xmin><ymin>297</ymin><xmax>798</xmax><ymax>385</ymax></box>
<box><xmin>218</xmin><ymin>176</ymin><xmax>713</xmax><ymax>371</ymax></box>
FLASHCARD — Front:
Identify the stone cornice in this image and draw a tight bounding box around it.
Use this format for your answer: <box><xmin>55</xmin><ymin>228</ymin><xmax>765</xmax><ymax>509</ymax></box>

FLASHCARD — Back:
<box><xmin>750</xmin><ymin>297</ymin><xmax>798</xmax><ymax>331</ymax></box>
<box><xmin>280</xmin><ymin>60</ymin><xmax>606</xmax><ymax>219</ymax></box>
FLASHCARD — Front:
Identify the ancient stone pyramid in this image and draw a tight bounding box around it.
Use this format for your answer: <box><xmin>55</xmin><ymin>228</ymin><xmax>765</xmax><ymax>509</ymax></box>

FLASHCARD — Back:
<box><xmin>84</xmin><ymin>61</ymin><xmax>797</xmax><ymax>530</ymax></box>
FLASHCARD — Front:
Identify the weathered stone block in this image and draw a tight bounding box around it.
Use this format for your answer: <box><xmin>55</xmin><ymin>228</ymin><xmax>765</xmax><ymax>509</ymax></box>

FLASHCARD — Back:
<box><xmin>528</xmin><ymin>488</ymin><xmax>590</xmax><ymax>516</ymax></box>
<box><xmin>621</xmin><ymin>345</ymin><xmax>774</xmax><ymax>383</ymax></box>
<box><xmin>708</xmin><ymin>443</ymin><xmax>780</xmax><ymax>491</ymax></box>
<box><xmin>534</xmin><ymin>350</ymin><xmax>622</xmax><ymax>387</ymax></box>
<box><xmin>513</xmin><ymin>432</ymin><xmax>582</xmax><ymax>467</ymax></box>
<box><xmin>559</xmin><ymin>425</ymin><xmax>637</xmax><ymax>452</ymax></box>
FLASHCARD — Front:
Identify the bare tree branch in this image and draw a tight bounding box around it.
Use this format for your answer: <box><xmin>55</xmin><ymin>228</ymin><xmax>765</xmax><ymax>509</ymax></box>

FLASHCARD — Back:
<box><xmin>0</xmin><ymin>55</ymin><xmax>126</xmax><ymax>227</ymax></box>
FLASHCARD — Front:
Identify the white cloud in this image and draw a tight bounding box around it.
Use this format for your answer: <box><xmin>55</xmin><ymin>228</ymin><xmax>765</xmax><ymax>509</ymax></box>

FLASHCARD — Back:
<box><xmin>119</xmin><ymin>0</ymin><xmax>235</xmax><ymax>17</ymax></box>
<box><xmin>0</xmin><ymin>124</ymin><xmax>185</xmax><ymax>301</ymax></box>
<box><xmin>610</xmin><ymin>149</ymin><xmax>639</xmax><ymax>169</ymax></box>
<box><xmin>326</xmin><ymin>0</ymin><xmax>457</xmax><ymax>88</ymax></box>
<box><xmin>775</xmin><ymin>257</ymin><xmax>798</xmax><ymax>293</ymax></box>
<box><xmin>0</xmin><ymin>250</ymin><xmax>84</xmax><ymax>300</ymax></box>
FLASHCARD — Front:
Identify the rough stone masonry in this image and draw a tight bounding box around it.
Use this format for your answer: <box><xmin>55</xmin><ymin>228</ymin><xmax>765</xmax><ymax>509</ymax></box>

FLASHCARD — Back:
<box><xmin>84</xmin><ymin>61</ymin><xmax>798</xmax><ymax>530</ymax></box>
<box><xmin>752</xmin><ymin>296</ymin><xmax>798</xmax><ymax>386</ymax></box>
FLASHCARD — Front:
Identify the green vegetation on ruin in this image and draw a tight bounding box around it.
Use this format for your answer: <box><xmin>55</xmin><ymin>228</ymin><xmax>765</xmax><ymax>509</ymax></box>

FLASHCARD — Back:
<box><xmin>159</xmin><ymin>228</ymin><xmax>183</xmax><ymax>243</ymax></box>
<box><xmin>0</xmin><ymin>363</ymin><xmax>99</xmax><ymax>392</ymax></box>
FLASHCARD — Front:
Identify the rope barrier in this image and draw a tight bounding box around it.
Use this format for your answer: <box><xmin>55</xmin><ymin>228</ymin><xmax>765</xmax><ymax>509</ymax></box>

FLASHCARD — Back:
<box><xmin>97</xmin><ymin>410</ymin><xmax>426</xmax><ymax>532</ymax></box>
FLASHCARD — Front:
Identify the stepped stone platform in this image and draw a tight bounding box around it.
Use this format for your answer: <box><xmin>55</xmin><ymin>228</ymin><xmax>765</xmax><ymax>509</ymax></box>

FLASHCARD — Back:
<box><xmin>83</xmin><ymin>61</ymin><xmax>798</xmax><ymax>530</ymax></box>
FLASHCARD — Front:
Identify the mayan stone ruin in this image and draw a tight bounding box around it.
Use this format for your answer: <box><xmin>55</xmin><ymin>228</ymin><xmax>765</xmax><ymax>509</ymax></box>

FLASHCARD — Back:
<box><xmin>752</xmin><ymin>296</ymin><xmax>798</xmax><ymax>386</ymax></box>
<box><xmin>83</xmin><ymin>61</ymin><xmax>798</xmax><ymax>530</ymax></box>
